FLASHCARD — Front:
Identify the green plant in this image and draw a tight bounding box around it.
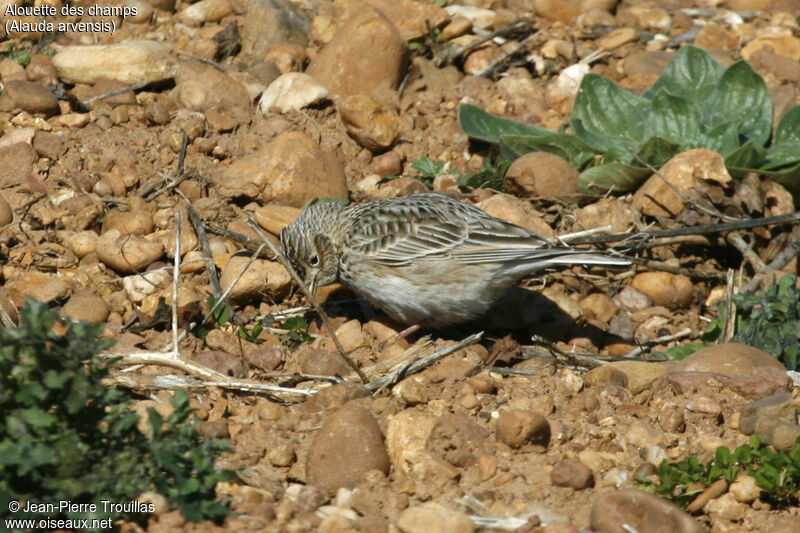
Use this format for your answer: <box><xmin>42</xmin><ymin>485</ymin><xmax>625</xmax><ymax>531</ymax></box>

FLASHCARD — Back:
<box><xmin>383</xmin><ymin>156</ymin><xmax>509</xmax><ymax>191</ymax></box>
<box><xmin>1</xmin><ymin>47</ymin><xmax>31</xmax><ymax>66</ymax></box>
<box><xmin>661</xmin><ymin>274</ymin><xmax>800</xmax><ymax>369</ymax></box>
<box><xmin>281</xmin><ymin>316</ymin><xmax>313</xmax><ymax>346</ymax></box>
<box><xmin>459</xmin><ymin>45</ymin><xmax>800</xmax><ymax>196</ymax></box>
<box><xmin>0</xmin><ymin>300</ymin><xmax>232</xmax><ymax>525</ymax></box>
<box><xmin>637</xmin><ymin>435</ymin><xmax>800</xmax><ymax>508</ymax></box>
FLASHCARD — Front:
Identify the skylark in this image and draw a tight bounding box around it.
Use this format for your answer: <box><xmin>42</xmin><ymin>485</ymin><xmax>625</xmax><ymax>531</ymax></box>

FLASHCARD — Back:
<box><xmin>280</xmin><ymin>193</ymin><xmax>630</xmax><ymax>327</ymax></box>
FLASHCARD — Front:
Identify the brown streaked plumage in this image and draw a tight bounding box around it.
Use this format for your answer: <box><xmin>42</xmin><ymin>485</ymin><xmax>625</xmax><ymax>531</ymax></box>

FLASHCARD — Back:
<box><xmin>280</xmin><ymin>193</ymin><xmax>630</xmax><ymax>327</ymax></box>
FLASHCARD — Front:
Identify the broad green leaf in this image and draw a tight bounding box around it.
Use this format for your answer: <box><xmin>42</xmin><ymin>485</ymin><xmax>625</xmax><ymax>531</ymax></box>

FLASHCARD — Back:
<box><xmin>760</xmin><ymin>144</ymin><xmax>800</xmax><ymax>170</ymax></box>
<box><xmin>702</xmin><ymin>119</ymin><xmax>741</xmax><ymax>156</ymax></box>
<box><xmin>499</xmin><ymin>133</ymin><xmax>597</xmax><ymax>169</ymax></box>
<box><xmin>572</xmin><ymin>74</ymin><xmax>649</xmax><ymax>142</ymax></box>
<box><xmin>773</xmin><ymin>105</ymin><xmax>800</xmax><ymax>146</ymax></box>
<box><xmin>711</xmin><ymin>60</ymin><xmax>772</xmax><ymax>146</ymax></box>
<box><xmin>637</xmin><ymin>136</ymin><xmax>682</xmax><ymax>167</ymax></box>
<box><xmin>645</xmin><ymin>45</ymin><xmax>725</xmax><ymax>103</ymax></box>
<box><xmin>648</xmin><ymin>91</ymin><xmax>702</xmax><ymax>148</ymax></box>
<box><xmin>570</xmin><ymin>117</ymin><xmax>638</xmax><ymax>164</ymax></box>
<box><xmin>578</xmin><ymin>162</ymin><xmax>651</xmax><ymax>193</ymax></box>
<box><xmin>458</xmin><ymin>103</ymin><xmax>551</xmax><ymax>143</ymax></box>
<box><xmin>725</xmin><ymin>140</ymin><xmax>767</xmax><ymax>171</ymax></box>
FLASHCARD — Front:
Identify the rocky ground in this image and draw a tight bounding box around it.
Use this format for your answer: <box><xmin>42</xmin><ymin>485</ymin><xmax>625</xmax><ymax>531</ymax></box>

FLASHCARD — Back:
<box><xmin>2</xmin><ymin>0</ymin><xmax>800</xmax><ymax>531</ymax></box>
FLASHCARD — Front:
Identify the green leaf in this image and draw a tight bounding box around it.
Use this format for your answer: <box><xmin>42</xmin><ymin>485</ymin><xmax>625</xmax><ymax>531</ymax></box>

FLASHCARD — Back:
<box><xmin>647</xmin><ymin>91</ymin><xmax>702</xmax><ymax>148</ymax></box>
<box><xmin>712</xmin><ymin>60</ymin><xmax>773</xmax><ymax>147</ymax></box>
<box><xmin>637</xmin><ymin>136</ymin><xmax>682</xmax><ymax>168</ymax></box>
<box><xmin>645</xmin><ymin>45</ymin><xmax>726</xmax><ymax>104</ymax></box>
<box><xmin>498</xmin><ymin>133</ymin><xmax>597</xmax><ymax>169</ymax></box>
<box><xmin>773</xmin><ymin>105</ymin><xmax>800</xmax><ymax>145</ymax></box>
<box><xmin>578</xmin><ymin>162</ymin><xmax>651</xmax><ymax>194</ymax></box>
<box><xmin>458</xmin><ymin>103</ymin><xmax>551</xmax><ymax>144</ymax></box>
<box><xmin>572</xmin><ymin>73</ymin><xmax>649</xmax><ymax>143</ymax></box>
<box><xmin>410</xmin><ymin>157</ymin><xmax>446</xmax><ymax>177</ymax></box>
<box><xmin>725</xmin><ymin>140</ymin><xmax>767</xmax><ymax>171</ymax></box>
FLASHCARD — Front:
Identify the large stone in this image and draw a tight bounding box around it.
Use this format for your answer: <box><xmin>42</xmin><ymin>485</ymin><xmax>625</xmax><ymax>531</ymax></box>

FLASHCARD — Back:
<box><xmin>672</xmin><ymin>343</ymin><xmax>785</xmax><ymax>375</ymax></box>
<box><xmin>0</xmin><ymin>142</ymin><xmax>36</xmax><ymax>188</ymax></box>
<box><xmin>306</xmin><ymin>7</ymin><xmax>406</xmax><ymax>100</ymax></box>
<box><xmin>0</xmin><ymin>80</ymin><xmax>59</xmax><ymax>115</ymax></box>
<box><xmin>174</xmin><ymin>62</ymin><xmax>250</xmax><ymax>117</ymax></box>
<box><xmin>631</xmin><ymin>149</ymin><xmax>731</xmax><ymax>217</ymax></box>
<box><xmin>213</xmin><ymin>132</ymin><xmax>347</xmax><ymax>206</ymax></box>
<box><xmin>336</xmin><ymin>0</ymin><xmax>449</xmax><ymax>41</ymax></box>
<box><xmin>218</xmin><ymin>254</ymin><xmax>291</xmax><ymax>302</ymax></box>
<box><xmin>590</xmin><ymin>489</ymin><xmax>707</xmax><ymax>533</ymax></box>
<box><xmin>396</xmin><ymin>502</ymin><xmax>474</xmax><ymax>533</ymax></box>
<box><xmin>6</xmin><ymin>271</ymin><xmax>70</xmax><ymax>306</ymax></box>
<box><xmin>305</xmin><ymin>404</ymin><xmax>390</xmax><ymax>493</ymax></box>
<box><xmin>239</xmin><ymin>0</ymin><xmax>309</xmax><ymax>63</ymax></box>
<box><xmin>52</xmin><ymin>40</ymin><xmax>177</xmax><ymax>85</ymax></box>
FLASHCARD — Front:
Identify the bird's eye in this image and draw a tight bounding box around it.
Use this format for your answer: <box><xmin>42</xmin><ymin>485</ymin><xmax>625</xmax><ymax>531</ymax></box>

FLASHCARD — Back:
<box><xmin>309</xmin><ymin>255</ymin><xmax>319</xmax><ymax>266</ymax></box>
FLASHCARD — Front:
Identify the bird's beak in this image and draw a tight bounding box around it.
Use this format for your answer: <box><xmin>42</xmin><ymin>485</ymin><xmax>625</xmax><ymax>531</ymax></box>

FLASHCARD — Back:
<box><xmin>309</xmin><ymin>278</ymin><xmax>317</xmax><ymax>297</ymax></box>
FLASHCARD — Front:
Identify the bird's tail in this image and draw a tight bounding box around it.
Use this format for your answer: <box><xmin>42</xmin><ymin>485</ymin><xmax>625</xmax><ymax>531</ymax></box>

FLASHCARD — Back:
<box><xmin>542</xmin><ymin>250</ymin><xmax>631</xmax><ymax>269</ymax></box>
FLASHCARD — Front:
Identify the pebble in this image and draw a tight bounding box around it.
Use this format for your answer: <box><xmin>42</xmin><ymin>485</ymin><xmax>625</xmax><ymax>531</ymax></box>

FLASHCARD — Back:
<box><xmin>60</xmin><ymin>291</ymin><xmax>109</xmax><ymax>323</ymax></box>
<box><xmin>444</xmin><ymin>5</ymin><xmax>495</xmax><ymax>29</ymax></box>
<box><xmin>630</xmin><ymin>272</ymin><xmax>693</xmax><ymax>310</ymax></box>
<box><xmin>396</xmin><ymin>502</ymin><xmax>475</xmax><ymax>533</ymax></box>
<box><xmin>244</xmin><ymin>346</ymin><xmax>284</xmax><ymax>371</ymax></box>
<box><xmin>195</xmin><ymin>350</ymin><xmax>246</xmax><ymax>377</ymax></box>
<box><xmin>122</xmin><ymin>270</ymin><xmax>172</xmax><ymax>303</ymax></box>
<box><xmin>534</xmin><ymin>0</ymin><xmax>580</xmax><ymax>24</ymax></box>
<box><xmin>595</xmin><ymin>27</ymin><xmax>639</xmax><ymax>50</ymax></box>
<box><xmin>337</xmin><ymin>95</ymin><xmax>400</xmax><ymax>150</ymax></box>
<box><xmin>102</xmin><ymin>201</ymin><xmax>154</xmax><ymax>236</ymax></box>
<box><xmin>658</xmin><ymin>409</ymin><xmax>686</xmax><ymax>433</ymax></box>
<box><xmin>306</xmin><ymin>404</ymin><xmax>390</xmax><ymax>494</ymax></box>
<box><xmin>0</xmin><ymin>194</ymin><xmax>12</xmax><ymax>226</ymax></box>
<box><xmin>258</xmin><ymin>73</ymin><xmax>329</xmax><ymax>114</ymax></box>
<box><xmin>96</xmin><ymin>229</ymin><xmax>164</xmax><ymax>273</ymax></box>
<box><xmin>590</xmin><ymin>488</ymin><xmax>706</xmax><ymax>533</ymax></box>
<box><xmin>52</xmin><ymin>40</ymin><xmax>177</xmax><ymax>85</ymax></box>
<box><xmin>632</xmin><ymin>149</ymin><xmax>732</xmax><ymax>217</ymax></box>
<box><xmin>606</xmin><ymin>360</ymin><xmax>671</xmax><ymax>394</ymax></box>
<box><xmin>688</xmin><ymin>478</ymin><xmax>728</xmax><ymax>514</ymax></box>
<box><xmin>741</xmin><ymin>35</ymin><xmax>800</xmax><ymax>62</ymax></box>
<box><xmin>253</xmin><ymin>204</ymin><xmax>302</xmax><ymax>236</ymax></box>
<box><xmin>386</xmin><ymin>409</ymin><xmax>437</xmax><ymax>475</ymax></box>
<box><xmin>704</xmin><ymin>492</ymin><xmax>747</xmax><ymax>521</ymax></box>
<box><xmin>426</xmin><ymin>413</ymin><xmax>489</xmax><ymax>467</ymax></box>
<box><xmin>238</xmin><ymin>0</ymin><xmax>309</xmax><ymax>64</ymax></box>
<box><xmin>213</xmin><ymin>132</ymin><xmax>348</xmax><ymax>206</ymax></box>
<box><xmin>672</xmin><ymin>343</ymin><xmax>786</xmax><ymax>375</ymax></box>
<box><xmin>614</xmin><ymin>286</ymin><xmax>654</xmax><ymax>312</ymax></box>
<box><xmin>477</xmin><ymin>193</ymin><xmax>554</xmax><ymax>237</ymax></box>
<box><xmin>6</xmin><ymin>271</ymin><xmax>70</xmax><ymax>306</ymax></box>
<box><xmin>0</xmin><ymin>142</ymin><xmax>36</xmax><ymax>188</ymax></box>
<box><xmin>218</xmin><ymin>255</ymin><xmax>291</xmax><ymax>302</ymax></box>
<box><xmin>372</xmin><ymin>150</ymin><xmax>403</xmax><ymax>177</ymax></box>
<box><xmin>177</xmin><ymin>0</ymin><xmax>231</xmax><ymax>25</ymax></box>
<box><xmin>579</xmin><ymin>293</ymin><xmax>619</xmax><ymax>324</ymax></box>
<box><xmin>306</xmin><ymin>7</ymin><xmax>406</xmax><ymax>98</ymax></box>
<box><xmin>0</xmin><ymin>80</ymin><xmax>59</xmax><ymax>115</ymax></box>
<box><xmin>584</xmin><ymin>365</ymin><xmax>627</xmax><ymax>389</ymax></box>
<box><xmin>495</xmin><ymin>409</ymin><xmax>550</xmax><ymax>448</ymax></box>
<box><xmin>730</xmin><ymin>474</ymin><xmax>761</xmax><ymax>504</ymax></box>
<box><xmin>504</xmin><ymin>152</ymin><xmax>579</xmax><ymax>198</ymax></box>
<box><xmin>33</xmin><ymin>130</ymin><xmax>65</xmax><ymax>159</ymax></box>
<box><xmin>336</xmin><ymin>0</ymin><xmax>449</xmax><ymax>41</ymax></box>
<box><xmin>551</xmin><ymin>458</ymin><xmax>594</xmax><ymax>489</ymax></box>
<box><xmin>174</xmin><ymin>63</ymin><xmax>250</xmax><ymax>116</ymax></box>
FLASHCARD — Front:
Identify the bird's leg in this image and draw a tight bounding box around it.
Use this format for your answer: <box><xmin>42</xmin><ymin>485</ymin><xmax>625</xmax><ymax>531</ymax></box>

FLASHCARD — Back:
<box><xmin>379</xmin><ymin>323</ymin><xmax>422</xmax><ymax>352</ymax></box>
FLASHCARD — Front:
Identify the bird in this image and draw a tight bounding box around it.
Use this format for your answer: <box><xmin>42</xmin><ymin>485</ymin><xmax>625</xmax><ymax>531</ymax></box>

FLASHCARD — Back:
<box><xmin>280</xmin><ymin>193</ymin><xmax>631</xmax><ymax>328</ymax></box>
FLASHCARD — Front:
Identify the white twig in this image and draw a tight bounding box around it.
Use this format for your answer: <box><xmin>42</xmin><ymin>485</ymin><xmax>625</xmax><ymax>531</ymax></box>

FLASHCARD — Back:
<box><xmin>367</xmin><ymin>332</ymin><xmax>483</xmax><ymax>394</ymax></box>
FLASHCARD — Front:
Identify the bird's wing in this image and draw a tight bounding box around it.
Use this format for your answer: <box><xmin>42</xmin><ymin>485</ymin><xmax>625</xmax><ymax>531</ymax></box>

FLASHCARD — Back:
<box><xmin>345</xmin><ymin>196</ymin><xmax>554</xmax><ymax>266</ymax></box>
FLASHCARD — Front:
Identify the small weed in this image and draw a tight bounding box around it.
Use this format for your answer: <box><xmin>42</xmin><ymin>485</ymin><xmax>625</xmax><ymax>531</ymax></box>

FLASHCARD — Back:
<box><xmin>637</xmin><ymin>435</ymin><xmax>800</xmax><ymax>509</ymax></box>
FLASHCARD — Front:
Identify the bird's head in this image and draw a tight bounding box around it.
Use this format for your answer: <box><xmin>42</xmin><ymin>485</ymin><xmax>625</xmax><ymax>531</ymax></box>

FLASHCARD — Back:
<box><xmin>280</xmin><ymin>201</ymin><xmax>344</xmax><ymax>293</ymax></box>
